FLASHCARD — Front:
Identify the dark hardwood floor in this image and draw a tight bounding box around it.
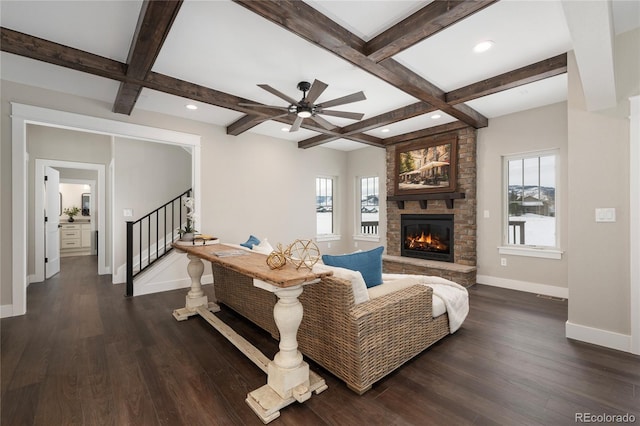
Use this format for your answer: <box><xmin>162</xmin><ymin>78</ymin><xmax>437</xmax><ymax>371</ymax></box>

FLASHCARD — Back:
<box><xmin>2</xmin><ymin>256</ymin><xmax>639</xmax><ymax>425</ymax></box>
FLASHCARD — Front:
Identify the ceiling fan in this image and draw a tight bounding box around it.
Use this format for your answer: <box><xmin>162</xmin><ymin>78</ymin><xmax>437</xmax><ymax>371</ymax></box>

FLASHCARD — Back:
<box><xmin>239</xmin><ymin>79</ymin><xmax>366</xmax><ymax>132</ymax></box>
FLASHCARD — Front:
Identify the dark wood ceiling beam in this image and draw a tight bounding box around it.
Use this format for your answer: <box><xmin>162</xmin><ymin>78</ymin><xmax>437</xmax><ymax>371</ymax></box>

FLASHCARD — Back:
<box><xmin>298</xmin><ymin>101</ymin><xmax>436</xmax><ymax>148</ymax></box>
<box><xmin>298</xmin><ymin>132</ymin><xmax>385</xmax><ymax>149</ymax></box>
<box><xmin>446</xmin><ymin>53</ymin><xmax>568</xmax><ymax>104</ymax></box>
<box><xmin>0</xmin><ymin>28</ymin><xmax>376</xmax><ymax>144</ymax></box>
<box><xmin>383</xmin><ymin>121</ymin><xmax>471</xmax><ymax>146</ymax></box>
<box><xmin>1</xmin><ymin>27</ymin><xmax>126</xmax><ymax>80</ymax></box>
<box><xmin>377</xmin><ymin>58</ymin><xmax>488</xmax><ymax>127</ymax></box>
<box><xmin>113</xmin><ymin>0</ymin><xmax>183</xmax><ymax>115</ymax></box>
<box><xmin>227</xmin><ymin>114</ymin><xmax>267</xmax><ymax>135</ymax></box>
<box><xmin>365</xmin><ymin>0</ymin><xmax>497</xmax><ymax>63</ymax></box>
<box><xmin>232</xmin><ymin>0</ymin><xmax>488</xmax><ymax>130</ymax></box>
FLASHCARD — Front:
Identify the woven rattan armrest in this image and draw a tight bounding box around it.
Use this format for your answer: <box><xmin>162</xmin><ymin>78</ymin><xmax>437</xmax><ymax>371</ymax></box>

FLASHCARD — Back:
<box><xmin>349</xmin><ymin>284</ymin><xmax>433</xmax><ymax>321</ymax></box>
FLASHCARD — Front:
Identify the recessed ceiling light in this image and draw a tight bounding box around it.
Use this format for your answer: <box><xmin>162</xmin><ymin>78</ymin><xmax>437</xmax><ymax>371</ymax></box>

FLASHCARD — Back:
<box><xmin>281</xmin><ymin>127</ymin><xmax>290</xmax><ymax>132</ymax></box>
<box><xmin>431</xmin><ymin>114</ymin><xmax>442</xmax><ymax>120</ymax></box>
<box><xmin>473</xmin><ymin>40</ymin><xmax>494</xmax><ymax>53</ymax></box>
<box><xmin>381</xmin><ymin>128</ymin><xmax>390</xmax><ymax>133</ymax></box>
<box><xmin>185</xmin><ymin>104</ymin><xmax>198</xmax><ymax>110</ymax></box>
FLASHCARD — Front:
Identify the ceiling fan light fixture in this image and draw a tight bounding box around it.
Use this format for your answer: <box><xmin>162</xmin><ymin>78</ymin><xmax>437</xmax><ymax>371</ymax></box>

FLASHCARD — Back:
<box><xmin>297</xmin><ymin>109</ymin><xmax>313</xmax><ymax>118</ymax></box>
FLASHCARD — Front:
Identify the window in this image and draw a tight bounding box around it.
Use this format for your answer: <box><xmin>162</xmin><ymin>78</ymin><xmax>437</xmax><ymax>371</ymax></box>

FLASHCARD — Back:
<box><xmin>316</xmin><ymin>177</ymin><xmax>334</xmax><ymax>236</ymax></box>
<box><xmin>359</xmin><ymin>176</ymin><xmax>379</xmax><ymax>236</ymax></box>
<box><xmin>504</xmin><ymin>150</ymin><xmax>558</xmax><ymax>251</ymax></box>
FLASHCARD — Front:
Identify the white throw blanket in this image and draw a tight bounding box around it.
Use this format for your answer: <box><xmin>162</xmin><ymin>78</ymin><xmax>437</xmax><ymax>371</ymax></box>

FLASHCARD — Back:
<box><xmin>382</xmin><ymin>274</ymin><xmax>469</xmax><ymax>333</ymax></box>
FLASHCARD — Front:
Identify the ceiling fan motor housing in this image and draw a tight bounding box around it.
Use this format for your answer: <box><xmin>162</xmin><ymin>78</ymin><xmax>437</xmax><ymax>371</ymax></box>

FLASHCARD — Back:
<box><xmin>297</xmin><ymin>81</ymin><xmax>311</xmax><ymax>92</ymax></box>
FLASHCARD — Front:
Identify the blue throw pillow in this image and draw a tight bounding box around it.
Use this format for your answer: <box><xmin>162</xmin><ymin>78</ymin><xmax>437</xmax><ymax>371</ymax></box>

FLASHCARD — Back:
<box><xmin>322</xmin><ymin>246</ymin><xmax>384</xmax><ymax>288</ymax></box>
<box><xmin>240</xmin><ymin>235</ymin><xmax>260</xmax><ymax>249</ymax></box>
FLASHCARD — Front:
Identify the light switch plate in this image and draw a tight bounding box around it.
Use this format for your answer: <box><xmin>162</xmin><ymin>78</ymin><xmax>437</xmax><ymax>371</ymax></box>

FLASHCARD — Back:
<box><xmin>123</xmin><ymin>208</ymin><xmax>133</xmax><ymax>217</ymax></box>
<box><xmin>595</xmin><ymin>208</ymin><xmax>616</xmax><ymax>222</ymax></box>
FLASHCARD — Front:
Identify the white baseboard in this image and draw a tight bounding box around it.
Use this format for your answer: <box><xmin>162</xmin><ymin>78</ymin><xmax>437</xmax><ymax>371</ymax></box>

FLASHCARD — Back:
<box><xmin>1</xmin><ymin>304</ymin><xmax>14</xmax><ymax>318</ymax></box>
<box><xmin>476</xmin><ymin>275</ymin><xmax>569</xmax><ymax>299</ymax></box>
<box><xmin>566</xmin><ymin>321</ymin><xmax>632</xmax><ymax>353</ymax></box>
<box><xmin>134</xmin><ymin>274</ymin><xmax>213</xmax><ymax>296</ymax></box>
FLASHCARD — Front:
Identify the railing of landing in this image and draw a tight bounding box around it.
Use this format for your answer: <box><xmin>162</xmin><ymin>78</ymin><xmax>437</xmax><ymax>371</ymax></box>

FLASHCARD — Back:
<box><xmin>125</xmin><ymin>189</ymin><xmax>192</xmax><ymax>297</ymax></box>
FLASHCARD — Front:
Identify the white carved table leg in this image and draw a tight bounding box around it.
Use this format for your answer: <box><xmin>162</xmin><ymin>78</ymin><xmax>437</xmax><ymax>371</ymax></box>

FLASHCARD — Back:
<box><xmin>246</xmin><ymin>284</ymin><xmax>327</xmax><ymax>423</ymax></box>
<box><xmin>173</xmin><ymin>252</ymin><xmax>219</xmax><ymax>321</ymax></box>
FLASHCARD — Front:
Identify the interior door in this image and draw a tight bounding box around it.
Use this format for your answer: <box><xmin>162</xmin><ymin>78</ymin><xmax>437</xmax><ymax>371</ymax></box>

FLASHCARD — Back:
<box><xmin>45</xmin><ymin>166</ymin><xmax>60</xmax><ymax>278</ymax></box>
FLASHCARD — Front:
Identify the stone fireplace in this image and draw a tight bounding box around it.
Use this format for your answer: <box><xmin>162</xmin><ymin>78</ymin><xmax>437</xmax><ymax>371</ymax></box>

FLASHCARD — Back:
<box><xmin>384</xmin><ymin>127</ymin><xmax>477</xmax><ymax>287</ymax></box>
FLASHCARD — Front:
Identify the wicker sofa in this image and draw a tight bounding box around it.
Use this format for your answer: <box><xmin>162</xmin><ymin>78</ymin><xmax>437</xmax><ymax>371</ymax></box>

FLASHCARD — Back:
<box><xmin>211</xmin><ymin>262</ymin><xmax>451</xmax><ymax>394</ymax></box>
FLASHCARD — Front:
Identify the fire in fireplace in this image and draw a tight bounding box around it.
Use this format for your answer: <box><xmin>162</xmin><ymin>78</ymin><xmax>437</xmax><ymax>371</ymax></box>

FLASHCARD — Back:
<box><xmin>401</xmin><ymin>214</ymin><xmax>454</xmax><ymax>262</ymax></box>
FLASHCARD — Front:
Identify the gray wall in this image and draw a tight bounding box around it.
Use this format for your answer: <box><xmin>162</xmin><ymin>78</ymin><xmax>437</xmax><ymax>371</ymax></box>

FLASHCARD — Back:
<box><xmin>112</xmin><ymin>136</ymin><xmax>191</xmax><ymax>278</ymax></box>
<box><xmin>26</xmin><ymin>125</ymin><xmax>112</xmax><ymax>276</ymax></box>
<box><xmin>476</xmin><ymin>101</ymin><xmax>569</xmax><ymax>289</ymax></box>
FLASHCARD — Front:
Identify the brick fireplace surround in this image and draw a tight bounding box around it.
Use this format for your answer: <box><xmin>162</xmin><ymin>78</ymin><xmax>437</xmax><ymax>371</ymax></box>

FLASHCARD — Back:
<box><xmin>384</xmin><ymin>127</ymin><xmax>477</xmax><ymax>287</ymax></box>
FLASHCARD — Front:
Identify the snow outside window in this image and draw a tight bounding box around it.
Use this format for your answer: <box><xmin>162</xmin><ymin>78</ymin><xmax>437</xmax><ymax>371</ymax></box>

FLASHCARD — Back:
<box><xmin>504</xmin><ymin>150</ymin><xmax>558</xmax><ymax>249</ymax></box>
<box><xmin>358</xmin><ymin>176</ymin><xmax>379</xmax><ymax>236</ymax></box>
<box><xmin>316</xmin><ymin>177</ymin><xmax>334</xmax><ymax>236</ymax></box>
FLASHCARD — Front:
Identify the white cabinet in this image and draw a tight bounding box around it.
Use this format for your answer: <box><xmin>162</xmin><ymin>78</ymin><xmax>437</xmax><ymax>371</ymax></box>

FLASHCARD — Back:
<box><xmin>81</xmin><ymin>225</ymin><xmax>91</xmax><ymax>248</ymax></box>
<box><xmin>60</xmin><ymin>223</ymin><xmax>91</xmax><ymax>256</ymax></box>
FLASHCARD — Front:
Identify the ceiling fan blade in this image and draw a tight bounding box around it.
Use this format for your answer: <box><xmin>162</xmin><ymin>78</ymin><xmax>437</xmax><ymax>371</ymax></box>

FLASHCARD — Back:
<box><xmin>310</xmin><ymin>114</ymin><xmax>335</xmax><ymax>130</ymax></box>
<box><xmin>305</xmin><ymin>79</ymin><xmax>328</xmax><ymax>104</ymax></box>
<box><xmin>319</xmin><ymin>91</ymin><xmax>366</xmax><ymax>109</ymax></box>
<box><xmin>256</xmin><ymin>112</ymin><xmax>290</xmax><ymax>124</ymax></box>
<box><xmin>238</xmin><ymin>102</ymin><xmax>289</xmax><ymax>111</ymax></box>
<box><xmin>257</xmin><ymin>84</ymin><xmax>298</xmax><ymax>105</ymax></box>
<box><xmin>289</xmin><ymin>116</ymin><xmax>304</xmax><ymax>132</ymax></box>
<box><xmin>318</xmin><ymin>109</ymin><xmax>364</xmax><ymax>120</ymax></box>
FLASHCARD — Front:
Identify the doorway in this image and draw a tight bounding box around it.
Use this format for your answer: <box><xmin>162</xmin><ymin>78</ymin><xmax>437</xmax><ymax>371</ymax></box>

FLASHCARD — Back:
<box><xmin>10</xmin><ymin>103</ymin><xmax>201</xmax><ymax>317</ymax></box>
<box><xmin>34</xmin><ymin>159</ymin><xmax>106</xmax><ymax>284</ymax></box>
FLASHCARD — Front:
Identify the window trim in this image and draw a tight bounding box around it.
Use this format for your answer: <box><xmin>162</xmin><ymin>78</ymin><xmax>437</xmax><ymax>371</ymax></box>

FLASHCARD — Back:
<box><xmin>502</xmin><ymin>149</ymin><xmax>562</xmax><ymax>258</ymax></box>
<box><xmin>316</xmin><ymin>175</ymin><xmax>339</xmax><ymax>239</ymax></box>
<box><xmin>355</xmin><ymin>175</ymin><xmax>380</xmax><ymax>241</ymax></box>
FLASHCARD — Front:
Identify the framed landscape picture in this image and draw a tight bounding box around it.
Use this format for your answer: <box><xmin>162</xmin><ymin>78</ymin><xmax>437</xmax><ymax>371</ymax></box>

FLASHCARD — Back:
<box><xmin>394</xmin><ymin>136</ymin><xmax>457</xmax><ymax>195</ymax></box>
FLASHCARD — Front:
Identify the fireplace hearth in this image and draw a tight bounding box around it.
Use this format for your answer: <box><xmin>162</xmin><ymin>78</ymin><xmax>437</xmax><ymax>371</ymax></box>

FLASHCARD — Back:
<box><xmin>401</xmin><ymin>214</ymin><xmax>454</xmax><ymax>262</ymax></box>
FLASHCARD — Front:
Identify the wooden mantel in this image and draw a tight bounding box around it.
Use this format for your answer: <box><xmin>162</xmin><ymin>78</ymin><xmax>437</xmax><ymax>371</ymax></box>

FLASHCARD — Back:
<box><xmin>387</xmin><ymin>192</ymin><xmax>466</xmax><ymax>209</ymax></box>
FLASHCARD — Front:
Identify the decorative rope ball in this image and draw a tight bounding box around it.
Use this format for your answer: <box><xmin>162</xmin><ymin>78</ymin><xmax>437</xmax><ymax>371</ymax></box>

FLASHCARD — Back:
<box><xmin>266</xmin><ymin>244</ymin><xmax>288</xmax><ymax>270</ymax></box>
<box><xmin>285</xmin><ymin>239</ymin><xmax>320</xmax><ymax>270</ymax></box>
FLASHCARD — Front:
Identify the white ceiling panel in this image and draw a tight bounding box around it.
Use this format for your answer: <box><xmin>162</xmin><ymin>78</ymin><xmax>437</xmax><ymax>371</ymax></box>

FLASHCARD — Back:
<box><xmin>1</xmin><ymin>52</ymin><xmax>120</xmax><ymax>103</ymax></box>
<box><xmin>303</xmin><ymin>0</ymin><xmax>428</xmax><ymax>40</ymax></box>
<box><xmin>0</xmin><ymin>0</ymin><xmax>142</xmax><ymax>62</ymax></box>
<box><xmin>394</xmin><ymin>0</ymin><xmax>572</xmax><ymax>91</ymax></box>
<box><xmin>152</xmin><ymin>0</ymin><xmax>417</xmax><ymax>120</ymax></box>
<box><xmin>136</xmin><ymin>88</ymin><xmax>244</xmax><ymax>126</ymax></box>
<box><xmin>466</xmin><ymin>73</ymin><xmax>568</xmax><ymax>118</ymax></box>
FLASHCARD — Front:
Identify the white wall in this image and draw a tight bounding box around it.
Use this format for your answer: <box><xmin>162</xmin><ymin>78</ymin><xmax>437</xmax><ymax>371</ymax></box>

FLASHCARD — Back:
<box><xmin>59</xmin><ymin>183</ymin><xmax>90</xmax><ymax>219</ymax></box>
<box><xmin>199</xmin><ymin>125</ymin><xmax>350</xmax><ymax>255</ymax></box>
<box><xmin>346</xmin><ymin>146</ymin><xmax>387</xmax><ymax>253</ymax></box>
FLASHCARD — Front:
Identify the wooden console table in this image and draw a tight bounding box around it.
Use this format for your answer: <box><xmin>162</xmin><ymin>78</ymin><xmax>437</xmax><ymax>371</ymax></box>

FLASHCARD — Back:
<box><xmin>172</xmin><ymin>243</ymin><xmax>331</xmax><ymax>423</ymax></box>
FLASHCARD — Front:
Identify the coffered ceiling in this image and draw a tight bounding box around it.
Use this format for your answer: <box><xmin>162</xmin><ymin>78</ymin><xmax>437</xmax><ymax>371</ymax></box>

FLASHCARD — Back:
<box><xmin>1</xmin><ymin>0</ymin><xmax>637</xmax><ymax>150</ymax></box>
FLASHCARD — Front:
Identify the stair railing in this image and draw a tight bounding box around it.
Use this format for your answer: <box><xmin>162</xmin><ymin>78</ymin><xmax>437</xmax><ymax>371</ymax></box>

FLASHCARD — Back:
<box><xmin>126</xmin><ymin>189</ymin><xmax>191</xmax><ymax>296</ymax></box>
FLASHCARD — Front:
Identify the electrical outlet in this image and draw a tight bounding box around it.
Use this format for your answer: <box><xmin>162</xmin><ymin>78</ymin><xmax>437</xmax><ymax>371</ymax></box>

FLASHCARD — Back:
<box><xmin>327</xmin><ymin>242</ymin><xmax>331</xmax><ymax>249</ymax></box>
<box><xmin>500</xmin><ymin>258</ymin><xmax>507</xmax><ymax>267</ymax></box>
